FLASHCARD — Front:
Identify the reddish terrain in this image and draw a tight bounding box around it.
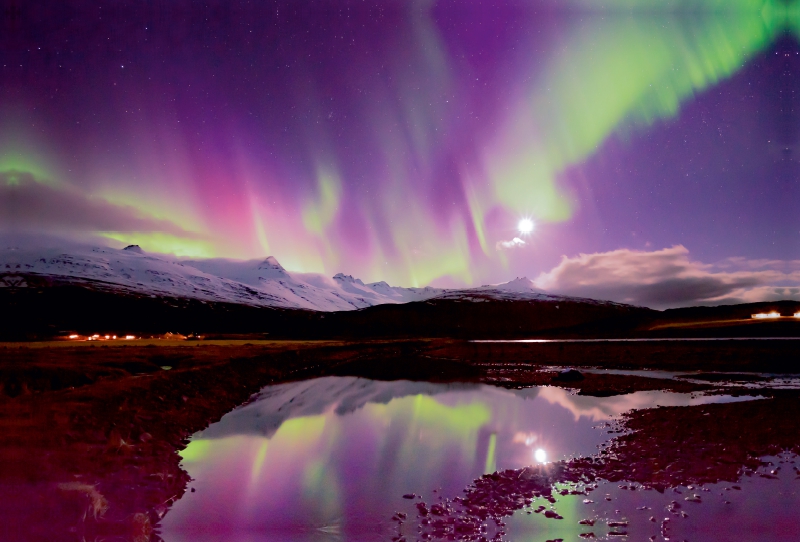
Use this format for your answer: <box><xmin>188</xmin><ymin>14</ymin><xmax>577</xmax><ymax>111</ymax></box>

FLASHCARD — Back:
<box><xmin>2</xmin><ymin>339</ymin><xmax>798</xmax><ymax>541</ymax></box>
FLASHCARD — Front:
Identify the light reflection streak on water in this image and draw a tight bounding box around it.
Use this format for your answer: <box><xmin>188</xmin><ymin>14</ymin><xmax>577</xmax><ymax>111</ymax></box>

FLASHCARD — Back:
<box><xmin>161</xmin><ymin>377</ymin><xmax>757</xmax><ymax>541</ymax></box>
<box><xmin>564</xmin><ymin>367</ymin><xmax>800</xmax><ymax>390</ymax></box>
<box><xmin>507</xmin><ymin>454</ymin><xmax>800</xmax><ymax>542</ymax></box>
<box><xmin>473</xmin><ymin>337</ymin><xmax>800</xmax><ymax>343</ymax></box>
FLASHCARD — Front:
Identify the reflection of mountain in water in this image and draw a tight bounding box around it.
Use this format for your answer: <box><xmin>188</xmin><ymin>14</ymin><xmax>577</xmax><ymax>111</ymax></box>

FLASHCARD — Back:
<box><xmin>195</xmin><ymin>375</ymin><xmax>757</xmax><ymax>441</ymax></box>
<box><xmin>196</xmin><ymin>376</ymin><xmax>486</xmax><ymax>440</ymax></box>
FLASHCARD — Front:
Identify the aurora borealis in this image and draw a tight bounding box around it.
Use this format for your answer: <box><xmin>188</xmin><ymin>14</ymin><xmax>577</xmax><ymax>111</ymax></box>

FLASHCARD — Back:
<box><xmin>3</xmin><ymin>1</ymin><xmax>800</xmax><ymax>294</ymax></box>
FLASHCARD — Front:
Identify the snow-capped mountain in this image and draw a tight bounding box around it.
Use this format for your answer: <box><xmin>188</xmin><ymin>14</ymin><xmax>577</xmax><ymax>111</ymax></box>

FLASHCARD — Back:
<box><xmin>331</xmin><ymin>273</ymin><xmax>443</xmax><ymax>304</ymax></box>
<box><xmin>0</xmin><ymin>240</ymin><xmax>623</xmax><ymax>312</ymax></box>
<box><xmin>0</xmin><ymin>241</ymin><xmax>448</xmax><ymax>311</ymax></box>
<box><xmin>430</xmin><ymin>277</ymin><xmax>631</xmax><ymax>307</ymax></box>
<box><xmin>441</xmin><ymin>276</ymin><xmax>553</xmax><ymax>301</ymax></box>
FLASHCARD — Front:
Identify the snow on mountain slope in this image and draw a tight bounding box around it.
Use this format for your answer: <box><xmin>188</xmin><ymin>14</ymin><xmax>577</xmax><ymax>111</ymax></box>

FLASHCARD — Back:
<box><xmin>430</xmin><ymin>276</ymin><xmax>557</xmax><ymax>302</ymax></box>
<box><xmin>0</xmin><ymin>239</ymin><xmax>622</xmax><ymax>311</ymax></box>
<box><xmin>332</xmin><ymin>273</ymin><xmax>443</xmax><ymax>303</ymax></box>
<box><xmin>433</xmin><ymin>276</ymin><xmax>630</xmax><ymax>307</ymax></box>
<box><xmin>0</xmin><ymin>241</ymin><xmax>445</xmax><ymax>311</ymax></box>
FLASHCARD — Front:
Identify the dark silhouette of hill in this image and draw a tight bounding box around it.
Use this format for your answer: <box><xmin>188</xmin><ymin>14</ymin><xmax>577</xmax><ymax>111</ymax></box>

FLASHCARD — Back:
<box><xmin>315</xmin><ymin>294</ymin><xmax>654</xmax><ymax>339</ymax></box>
<box><xmin>2</xmin><ymin>273</ymin><xmax>800</xmax><ymax>340</ymax></box>
<box><xmin>0</xmin><ymin>275</ymin><xmax>650</xmax><ymax>340</ymax></box>
<box><xmin>0</xmin><ymin>274</ymin><xmax>314</xmax><ymax>340</ymax></box>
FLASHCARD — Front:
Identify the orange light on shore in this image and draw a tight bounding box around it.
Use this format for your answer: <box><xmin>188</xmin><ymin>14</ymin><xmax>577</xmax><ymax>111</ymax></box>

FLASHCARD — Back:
<box><xmin>795</xmin><ymin>312</ymin><xmax>800</xmax><ymax>318</ymax></box>
<box><xmin>68</xmin><ymin>334</ymin><xmax>79</xmax><ymax>339</ymax></box>
<box><xmin>752</xmin><ymin>312</ymin><xmax>781</xmax><ymax>319</ymax></box>
<box><xmin>125</xmin><ymin>335</ymin><xmax>136</xmax><ymax>340</ymax></box>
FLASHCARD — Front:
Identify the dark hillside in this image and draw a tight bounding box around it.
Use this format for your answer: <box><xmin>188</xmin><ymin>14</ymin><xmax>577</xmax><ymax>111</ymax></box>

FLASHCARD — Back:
<box><xmin>318</xmin><ymin>295</ymin><xmax>654</xmax><ymax>339</ymax></box>
<box><xmin>0</xmin><ymin>275</ymin><xmax>315</xmax><ymax>340</ymax></box>
<box><xmin>0</xmin><ymin>277</ymin><xmax>653</xmax><ymax>340</ymax></box>
<box><xmin>4</xmin><ymin>274</ymin><xmax>800</xmax><ymax>340</ymax></box>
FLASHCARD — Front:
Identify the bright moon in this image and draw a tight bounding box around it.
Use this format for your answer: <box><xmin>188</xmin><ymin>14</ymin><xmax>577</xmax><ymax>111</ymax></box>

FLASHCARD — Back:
<box><xmin>534</xmin><ymin>448</ymin><xmax>547</xmax><ymax>463</ymax></box>
<box><xmin>518</xmin><ymin>218</ymin><xmax>535</xmax><ymax>234</ymax></box>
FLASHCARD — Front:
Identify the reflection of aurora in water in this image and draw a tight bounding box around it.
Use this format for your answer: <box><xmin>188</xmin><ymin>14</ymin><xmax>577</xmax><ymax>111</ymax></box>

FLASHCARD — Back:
<box><xmin>3</xmin><ymin>2</ymin><xmax>799</xmax><ymax>286</ymax></box>
<box><xmin>161</xmin><ymin>377</ymin><xmax>753</xmax><ymax>540</ymax></box>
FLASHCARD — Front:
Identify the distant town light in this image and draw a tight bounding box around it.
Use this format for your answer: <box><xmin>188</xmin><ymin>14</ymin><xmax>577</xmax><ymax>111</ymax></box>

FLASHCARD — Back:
<box><xmin>795</xmin><ymin>312</ymin><xmax>800</xmax><ymax>319</ymax></box>
<box><xmin>752</xmin><ymin>312</ymin><xmax>781</xmax><ymax>319</ymax></box>
<box><xmin>68</xmin><ymin>334</ymin><xmax>79</xmax><ymax>339</ymax></box>
<box><xmin>125</xmin><ymin>335</ymin><xmax>136</xmax><ymax>340</ymax></box>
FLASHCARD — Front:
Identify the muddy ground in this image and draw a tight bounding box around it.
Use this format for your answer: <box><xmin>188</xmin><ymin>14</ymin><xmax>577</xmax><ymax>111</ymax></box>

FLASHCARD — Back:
<box><xmin>2</xmin><ymin>339</ymin><xmax>799</xmax><ymax>541</ymax></box>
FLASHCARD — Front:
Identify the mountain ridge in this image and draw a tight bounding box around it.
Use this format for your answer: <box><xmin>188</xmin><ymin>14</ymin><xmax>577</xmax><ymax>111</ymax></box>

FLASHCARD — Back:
<box><xmin>0</xmin><ymin>241</ymin><xmax>612</xmax><ymax>312</ymax></box>
<box><xmin>2</xmin><ymin>244</ymin><xmax>799</xmax><ymax>340</ymax></box>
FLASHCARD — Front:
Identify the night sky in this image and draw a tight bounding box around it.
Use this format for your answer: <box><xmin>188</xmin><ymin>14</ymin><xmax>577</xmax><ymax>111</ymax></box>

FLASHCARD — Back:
<box><xmin>3</xmin><ymin>1</ymin><xmax>799</xmax><ymax>305</ymax></box>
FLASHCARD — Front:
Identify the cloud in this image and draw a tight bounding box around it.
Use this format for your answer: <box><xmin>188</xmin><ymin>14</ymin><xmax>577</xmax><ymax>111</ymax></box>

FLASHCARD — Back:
<box><xmin>496</xmin><ymin>237</ymin><xmax>526</xmax><ymax>251</ymax></box>
<box><xmin>535</xmin><ymin>245</ymin><xmax>800</xmax><ymax>308</ymax></box>
<box><xmin>0</xmin><ymin>171</ymin><xmax>199</xmax><ymax>238</ymax></box>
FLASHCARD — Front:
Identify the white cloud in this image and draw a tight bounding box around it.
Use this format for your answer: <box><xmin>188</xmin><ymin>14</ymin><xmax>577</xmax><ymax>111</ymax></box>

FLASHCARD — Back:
<box><xmin>534</xmin><ymin>245</ymin><xmax>800</xmax><ymax>308</ymax></box>
<box><xmin>495</xmin><ymin>237</ymin><xmax>526</xmax><ymax>251</ymax></box>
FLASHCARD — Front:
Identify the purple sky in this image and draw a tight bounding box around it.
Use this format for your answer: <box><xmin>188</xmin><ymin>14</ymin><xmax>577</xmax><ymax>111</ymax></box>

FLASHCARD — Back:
<box><xmin>2</xmin><ymin>1</ymin><xmax>798</xmax><ymax>306</ymax></box>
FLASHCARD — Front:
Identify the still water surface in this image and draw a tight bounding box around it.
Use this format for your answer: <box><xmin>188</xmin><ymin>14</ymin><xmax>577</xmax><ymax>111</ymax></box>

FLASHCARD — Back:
<box><xmin>161</xmin><ymin>377</ymin><xmax>754</xmax><ymax>541</ymax></box>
